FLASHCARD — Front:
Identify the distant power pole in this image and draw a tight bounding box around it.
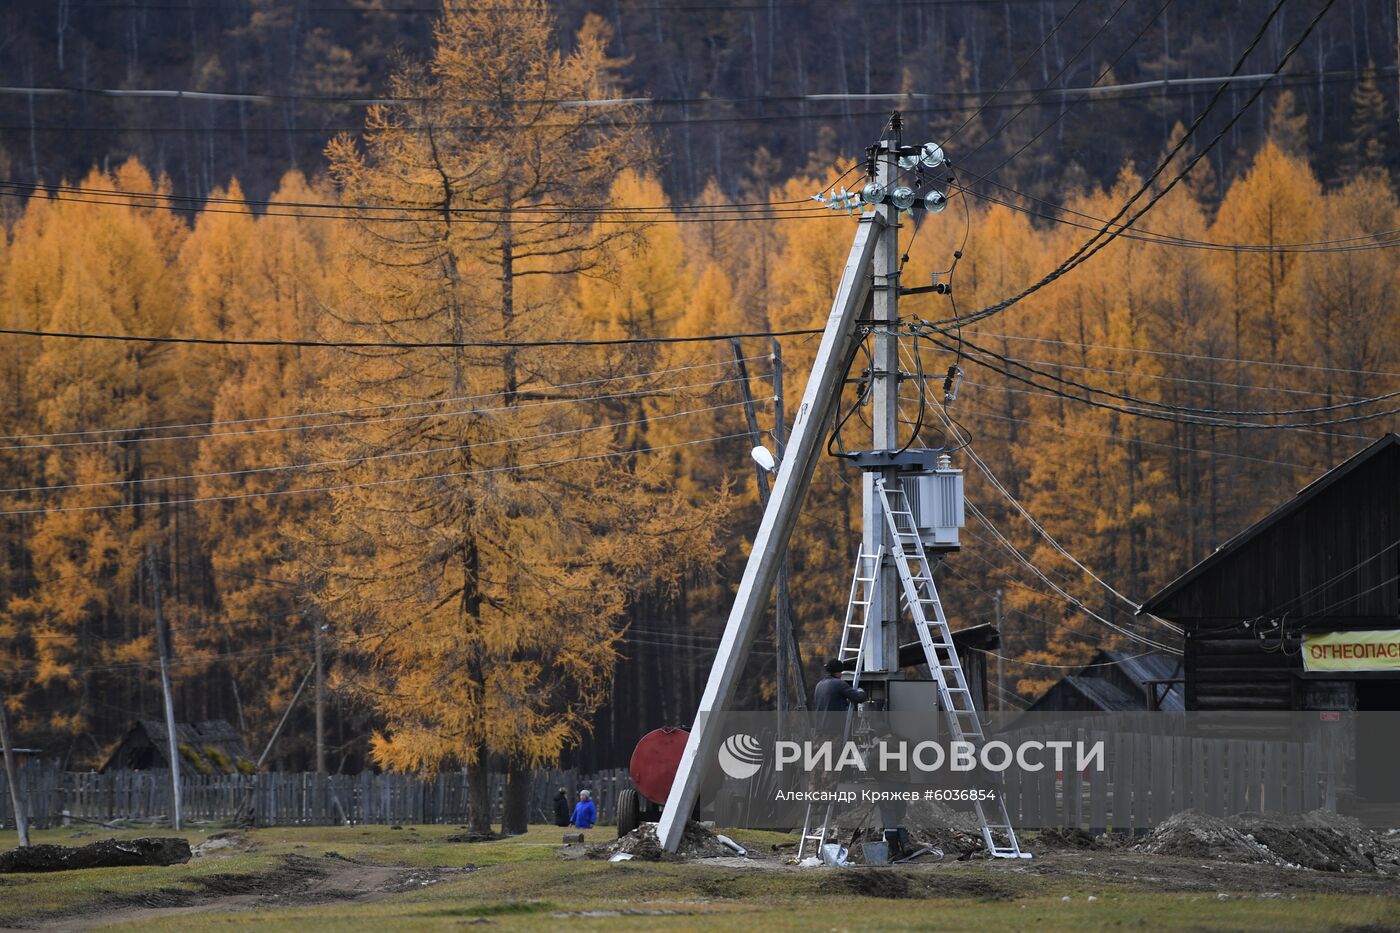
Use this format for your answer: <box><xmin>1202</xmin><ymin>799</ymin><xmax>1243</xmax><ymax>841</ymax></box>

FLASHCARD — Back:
<box><xmin>994</xmin><ymin>588</ymin><xmax>1005</xmax><ymax>713</ymax></box>
<box><xmin>313</xmin><ymin>617</ymin><xmax>327</xmax><ymax>776</ymax></box>
<box><xmin>0</xmin><ymin>681</ymin><xmax>29</xmax><ymax>847</ymax></box>
<box><xmin>147</xmin><ymin>548</ymin><xmax>182</xmax><ymax>831</ymax></box>
<box><xmin>730</xmin><ymin>339</ymin><xmax>801</xmax><ymax>714</ymax></box>
<box><xmin>770</xmin><ymin>339</ymin><xmax>807</xmax><ymax>708</ymax></box>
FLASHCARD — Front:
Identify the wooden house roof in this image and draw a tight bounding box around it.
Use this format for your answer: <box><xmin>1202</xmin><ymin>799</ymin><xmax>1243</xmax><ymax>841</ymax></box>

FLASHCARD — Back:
<box><xmin>1140</xmin><ymin>433</ymin><xmax>1400</xmax><ymax>627</ymax></box>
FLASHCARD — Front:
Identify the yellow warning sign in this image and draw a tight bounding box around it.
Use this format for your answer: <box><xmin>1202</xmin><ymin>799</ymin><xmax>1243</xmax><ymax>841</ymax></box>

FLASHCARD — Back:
<box><xmin>1303</xmin><ymin>630</ymin><xmax>1400</xmax><ymax>672</ymax></box>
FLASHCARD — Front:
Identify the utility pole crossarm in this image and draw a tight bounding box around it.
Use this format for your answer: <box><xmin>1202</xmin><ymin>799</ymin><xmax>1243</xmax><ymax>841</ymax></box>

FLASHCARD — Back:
<box><xmin>657</xmin><ymin>211</ymin><xmax>884</xmax><ymax>853</ymax></box>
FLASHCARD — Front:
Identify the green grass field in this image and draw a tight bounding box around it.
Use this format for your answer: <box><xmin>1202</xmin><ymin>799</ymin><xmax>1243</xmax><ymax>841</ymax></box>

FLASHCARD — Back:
<box><xmin>0</xmin><ymin>824</ymin><xmax>1396</xmax><ymax>931</ymax></box>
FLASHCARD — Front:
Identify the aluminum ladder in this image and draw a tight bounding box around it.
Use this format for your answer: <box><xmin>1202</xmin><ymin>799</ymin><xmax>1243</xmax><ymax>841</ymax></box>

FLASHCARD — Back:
<box><xmin>875</xmin><ymin>478</ymin><xmax>1031</xmax><ymax>859</ymax></box>
<box><xmin>795</xmin><ymin>546</ymin><xmax>882</xmax><ymax>862</ymax></box>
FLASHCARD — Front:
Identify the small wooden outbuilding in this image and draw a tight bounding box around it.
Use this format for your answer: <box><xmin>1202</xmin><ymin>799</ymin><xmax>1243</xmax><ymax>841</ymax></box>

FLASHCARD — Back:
<box><xmin>101</xmin><ymin>719</ymin><xmax>256</xmax><ymax>775</ymax></box>
<box><xmin>1023</xmin><ymin>649</ymin><xmax>1185</xmax><ymax>713</ymax></box>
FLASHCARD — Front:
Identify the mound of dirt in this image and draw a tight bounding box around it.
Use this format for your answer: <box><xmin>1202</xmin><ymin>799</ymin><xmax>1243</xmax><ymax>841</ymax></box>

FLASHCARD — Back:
<box><xmin>0</xmin><ymin>837</ymin><xmax>192</xmax><ymax>873</ymax></box>
<box><xmin>1229</xmin><ymin>812</ymin><xmax>1400</xmax><ymax>875</ymax></box>
<box><xmin>1134</xmin><ymin>811</ymin><xmax>1284</xmax><ymax>865</ymax></box>
<box><xmin>588</xmin><ymin>821</ymin><xmax>730</xmax><ymax>862</ymax></box>
<box><xmin>902</xmin><ymin>801</ymin><xmax>986</xmax><ymax>856</ymax></box>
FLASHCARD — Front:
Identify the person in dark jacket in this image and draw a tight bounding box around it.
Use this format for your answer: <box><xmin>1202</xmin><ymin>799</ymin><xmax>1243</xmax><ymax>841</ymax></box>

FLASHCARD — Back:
<box><xmin>552</xmin><ymin>788</ymin><xmax>571</xmax><ymax>827</ymax></box>
<box><xmin>813</xmin><ymin>657</ymin><xmax>867</xmax><ymax>712</ymax></box>
<box><xmin>570</xmin><ymin>789</ymin><xmax>596</xmax><ymax>829</ymax></box>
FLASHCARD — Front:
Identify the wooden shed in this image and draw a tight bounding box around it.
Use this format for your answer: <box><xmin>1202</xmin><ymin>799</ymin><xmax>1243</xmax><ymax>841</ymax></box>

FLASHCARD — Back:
<box><xmin>1023</xmin><ymin>650</ymin><xmax>1184</xmax><ymax>713</ymax></box>
<box><xmin>1139</xmin><ymin>434</ymin><xmax>1400</xmax><ymax>713</ymax></box>
<box><xmin>101</xmin><ymin>720</ymin><xmax>256</xmax><ymax>775</ymax></box>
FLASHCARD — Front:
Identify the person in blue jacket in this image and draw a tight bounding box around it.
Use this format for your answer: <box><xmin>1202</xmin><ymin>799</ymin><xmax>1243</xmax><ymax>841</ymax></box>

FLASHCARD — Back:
<box><xmin>570</xmin><ymin>789</ymin><xmax>596</xmax><ymax>829</ymax></box>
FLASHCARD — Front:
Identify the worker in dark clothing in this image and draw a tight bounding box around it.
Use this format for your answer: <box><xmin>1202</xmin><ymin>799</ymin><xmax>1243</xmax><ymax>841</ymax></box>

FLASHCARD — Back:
<box><xmin>813</xmin><ymin>657</ymin><xmax>867</xmax><ymax>712</ymax></box>
<box><xmin>552</xmin><ymin>788</ymin><xmax>571</xmax><ymax>827</ymax></box>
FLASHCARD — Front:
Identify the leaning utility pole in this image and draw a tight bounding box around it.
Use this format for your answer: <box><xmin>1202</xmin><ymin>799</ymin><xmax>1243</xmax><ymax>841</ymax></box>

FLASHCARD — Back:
<box><xmin>147</xmin><ymin>548</ymin><xmax>182</xmax><ymax>831</ymax></box>
<box><xmin>656</xmin><ymin>202</ymin><xmax>881</xmax><ymax>852</ymax></box>
<box><xmin>661</xmin><ymin>117</ymin><xmax>1025</xmax><ymax>857</ymax></box>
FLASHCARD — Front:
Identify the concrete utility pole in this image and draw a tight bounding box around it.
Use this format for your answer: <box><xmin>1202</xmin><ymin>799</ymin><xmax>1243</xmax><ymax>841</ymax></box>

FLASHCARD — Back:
<box><xmin>657</xmin><ymin>210</ymin><xmax>881</xmax><ymax>853</ymax></box>
<box><xmin>147</xmin><ymin>547</ymin><xmax>182</xmax><ymax>831</ymax></box>
<box><xmin>863</xmin><ymin>119</ymin><xmax>904</xmax><ymax>684</ymax></box>
<box><xmin>0</xmin><ymin>683</ymin><xmax>29</xmax><ymax>846</ymax></box>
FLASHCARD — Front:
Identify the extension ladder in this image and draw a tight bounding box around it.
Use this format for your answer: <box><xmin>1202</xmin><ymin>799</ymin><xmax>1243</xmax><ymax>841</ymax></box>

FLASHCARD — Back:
<box><xmin>795</xmin><ymin>546</ymin><xmax>882</xmax><ymax>861</ymax></box>
<box><xmin>876</xmin><ymin>478</ymin><xmax>1030</xmax><ymax>859</ymax></box>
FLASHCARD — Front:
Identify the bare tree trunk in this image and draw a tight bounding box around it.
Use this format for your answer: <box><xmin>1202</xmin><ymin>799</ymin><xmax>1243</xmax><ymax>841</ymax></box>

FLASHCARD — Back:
<box><xmin>466</xmin><ymin>742</ymin><xmax>492</xmax><ymax>834</ymax></box>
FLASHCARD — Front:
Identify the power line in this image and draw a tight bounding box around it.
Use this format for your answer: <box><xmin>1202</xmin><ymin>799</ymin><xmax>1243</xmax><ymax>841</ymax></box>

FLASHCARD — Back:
<box><xmin>971</xmin><ymin>331</ymin><xmax>1400</xmax><ymax>380</ymax></box>
<box><xmin>1249</xmin><ymin>539</ymin><xmax>1400</xmax><ymax>622</ymax></box>
<box><xmin>1</xmin><ymin>397</ymin><xmax>760</xmax><ymax>496</ymax></box>
<box><xmin>30</xmin><ymin>0</ymin><xmax>1082</xmax><ymax>15</ymax></box>
<box><xmin>904</xmin><ymin>344</ymin><xmax>1168</xmax><ymax>628</ymax></box>
<box><xmin>947</xmin><ymin>415</ymin><xmax>1182</xmax><ymax>633</ymax></box>
<box><xmin>0</xmin><ymin>373</ymin><xmax>760</xmax><ymax>453</ymax></box>
<box><xmin>920</xmin><ymin>0</ymin><xmax>1336</xmax><ymax>332</ymax></box>
<box><xmin>955</xmin><ymin>0</ymin><xmax>1141</xmax><ymax>162</ymax></box>
<box><xmin>967</xmin><ymin>501</ymin><xmax>1181</xmax><ymax>654</ymax></box>
<box><xmin>967</xmin><ymin>646</ymin><xmax>1168</xmax><ymax>670</ymax></box>
<box><xmin>0</xmin><ymin>429</ymin><xmax>756</xmax><ymax>516</ymax></box>
<box><xmin>957</xmin><ymin>182</ymin><xmax>1400</xmax><ymax>255</ymax></box>
<box><xmin>953</xmin><ymin>0</ymin><xmax>1173</xmax><ymax>185</ymax></box>
<box><xmin>950</xmin><ymin>396</ymin><xmax>1323</xmax><ymax>471</ymax></box>
<box><xmin>988</xmin><ymin>351</ymin><xmax>1373</xmax><ymax>403</ymax></box>
<box><xmin>952</xmin><ymin>333</ymin><xmax>1400</xmax><ymax>418</ymax></box>
<box><xmin>0</xmin><ymin>178</ymin><xmax>822</xmax><ymax>216</ymax></box>
<box><xmin>0</xmin><ymin>354</ymin><xmax>767</xmax><ymax>443</ymax></box>
<box><xmin>959</xmin><ymin>376</ymin><xmax>1378</xmax><ymax>443</ymax></box>
<box><xmin>0</xmin><ymin>324</ymin><xmax>823</xmax><ymax>354</ymax></box>
<box><xmin>929</xmin><ymin>335</ymin><xmax>1400</xmax><ymax>431</ymax></box>
<box><xmin>941</xmin><ymin>0</ymin><xmax>1094</xmax><ymax>145</ymax></box>
<box><xmin>0</xmin><ymin>187</ymin><xmax>838</xmax><ymax>226</ymax></box>
<box><xmin>2</xmin><ymin>65</ymin><xmax>1374</xmax><ymax>111</ymax></box>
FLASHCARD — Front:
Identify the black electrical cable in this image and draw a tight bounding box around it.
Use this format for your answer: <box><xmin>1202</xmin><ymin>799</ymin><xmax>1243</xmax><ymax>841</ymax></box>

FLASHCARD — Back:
<box><xmin>0</xmin><ymin>325</ymin><xmax>823</xmax><ymax>350</ymax></box>
<box><xmin>956</xmin><ymin>181</ymin><xmax>1400</xmax><ymax>254</ymax></box>
<box><xmin>955</xmin><ymin>0</ymin><xmax>1175</xmax><ymax>187</ymax></box>
<box><xmin>0</xmin><ymin>178</ymin><xmax>826</xmax><ymax>217</ymax></box>
<box><xmin>941</xmin><ymin>0</ymin><xmax>1093</xmax><ymax>146</ymax></box>
<box><xmin>827</xmin><ymin>337</ymin><xmax>876</xmax><ymax>458</ymax></box>
<box><xmin>919</xmin><ymin>0</ymin><xmax>1337</xmax><ymax>332</ymax></box>
<box><xmin>955</xmin><ymin>0</ymin><xmax>1140</xmax><ymax>167</ymax></box>
<box><xmin>950</xmin><ymin>333</ymin><xmax>1400</xmax><ymax>417</ymax></box>
<box><xmin>923</xmin><ymin>334</ymin><xmax>1400</xmax><ymax>429</ymax></box>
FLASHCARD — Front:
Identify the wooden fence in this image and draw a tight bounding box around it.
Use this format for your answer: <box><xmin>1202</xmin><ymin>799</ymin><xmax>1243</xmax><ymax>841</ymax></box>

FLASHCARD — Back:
<box><xmin>991</xmin><ymin>727</ymin><xmax>1342</xmax><ymax>834</ymax></box>
<box><xmin>0</xmin><ymin>764</ymin><xmax>630</xmax><ymax>830</ymax></box>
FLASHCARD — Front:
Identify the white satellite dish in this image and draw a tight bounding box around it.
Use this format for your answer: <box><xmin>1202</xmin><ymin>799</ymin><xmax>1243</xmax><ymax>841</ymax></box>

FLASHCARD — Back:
<box><xmin>750</xmin><ymin>445</ymin><xmax>777</xmax><ymax>473</ymax></box>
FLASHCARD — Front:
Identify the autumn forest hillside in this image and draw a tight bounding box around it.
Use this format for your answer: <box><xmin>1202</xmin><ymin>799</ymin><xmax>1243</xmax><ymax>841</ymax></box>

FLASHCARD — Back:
<box><xmin>0</xmin><ymin>0</ymin><xmax>1397</xmax><ymax>802</ymax></box>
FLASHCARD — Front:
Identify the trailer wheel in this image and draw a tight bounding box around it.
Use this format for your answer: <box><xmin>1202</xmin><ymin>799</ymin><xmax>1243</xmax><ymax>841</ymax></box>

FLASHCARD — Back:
<box><xmin>616</xmin><ymin>788</ymin><xmax>641</xmax><ymax>838</ymax></box>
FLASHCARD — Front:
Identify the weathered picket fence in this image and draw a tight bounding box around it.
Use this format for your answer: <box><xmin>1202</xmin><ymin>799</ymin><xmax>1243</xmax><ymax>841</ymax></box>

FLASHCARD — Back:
<box><xmin>0</xmin><ymin>764</ymin><xmax>629</xmax><ymax>829</ymax></box>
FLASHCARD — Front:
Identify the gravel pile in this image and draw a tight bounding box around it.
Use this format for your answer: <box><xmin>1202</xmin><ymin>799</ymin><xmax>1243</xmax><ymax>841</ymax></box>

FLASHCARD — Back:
<box><xmin>1134</xmin><ymin>811</ymin><xmax>1283</xmax><ymax>865</ymax></box>
<box><xmin>1134</xmin><ymin>810</ymin><xmax>1400</xmax><ymax>874</ymax></box>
